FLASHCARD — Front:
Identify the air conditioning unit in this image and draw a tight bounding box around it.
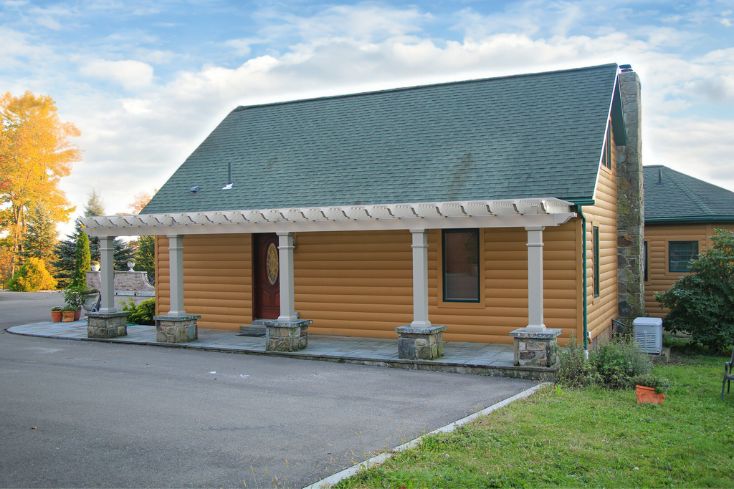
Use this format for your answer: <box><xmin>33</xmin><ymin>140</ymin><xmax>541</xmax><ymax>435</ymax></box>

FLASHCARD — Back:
<box><xmin>633</xmin><ymin>317</ymin><xmax>663</xmax><ymax>355</ymax></box>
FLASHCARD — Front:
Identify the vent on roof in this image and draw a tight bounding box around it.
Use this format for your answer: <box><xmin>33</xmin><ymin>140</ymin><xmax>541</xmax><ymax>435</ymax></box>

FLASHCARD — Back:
<box><xmin>222</xmin><ymin>162</ymin><xmax>233</xmax><ymax>190</ymax></box>
<box><xmin>190</xmin><ymin>185</ymin><xmax>201</xmax><ymax>193</ymax></box>
<box><xmin>657</xmin><ymin>167</ymin><xmax>663</xmax><ymax>184</ymax></box>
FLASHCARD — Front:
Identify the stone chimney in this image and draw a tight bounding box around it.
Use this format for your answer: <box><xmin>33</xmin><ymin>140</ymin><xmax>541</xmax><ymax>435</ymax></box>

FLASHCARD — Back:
<box><xmin>616</xmin><ymin>65</ymin><xmax>645</xmax><ymax>318</ymax></box>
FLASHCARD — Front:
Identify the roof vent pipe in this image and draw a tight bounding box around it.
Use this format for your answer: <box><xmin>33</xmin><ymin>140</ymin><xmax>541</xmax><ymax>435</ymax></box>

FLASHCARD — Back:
<box><xmin>657</xmin><ymin>167</ymin><xmax>663</xmax><ymax>184</ymax></box>
<box><xmin>222</xmin><ymin>162</ymin><xmax>233</xmax><ymax>190</ymax></box>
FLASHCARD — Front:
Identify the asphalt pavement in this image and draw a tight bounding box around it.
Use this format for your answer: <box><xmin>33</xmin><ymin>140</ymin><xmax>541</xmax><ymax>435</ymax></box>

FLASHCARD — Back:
<box><xmin>0</xmin><ymin>292</ymin><xmax>535</xmax><ymax>488</ymax></box>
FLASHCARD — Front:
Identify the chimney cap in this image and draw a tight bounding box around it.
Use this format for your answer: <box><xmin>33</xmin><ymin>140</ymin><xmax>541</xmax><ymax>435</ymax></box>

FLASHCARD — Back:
<box><xmin>619</xmin><ymin>64</ymin><xmax>633</xmax><ymax>72</ymax></box>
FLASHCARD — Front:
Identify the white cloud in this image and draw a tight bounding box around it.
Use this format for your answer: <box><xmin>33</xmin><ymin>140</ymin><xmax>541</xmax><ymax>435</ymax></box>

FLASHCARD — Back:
<box><xmin>79</xmin><ymin>59</ymin><xmax>154</xmax><ymax>90</ymax></box>
<box><xmin>7</xmin><ymin>1</ymin><xmax>729</xmax><ymax>235</ymax></box>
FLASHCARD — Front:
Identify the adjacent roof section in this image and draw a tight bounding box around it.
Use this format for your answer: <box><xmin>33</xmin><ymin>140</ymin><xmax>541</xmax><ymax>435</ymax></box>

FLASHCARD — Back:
<box><xmin>644</xmin><ymin>165</ymin><xmax>734</xmax><ymax>224</ymax></box>
<box><xmin>142</xmin><ymin>64</ymin><xmax>621</xmax><ymax>215</ymax></box>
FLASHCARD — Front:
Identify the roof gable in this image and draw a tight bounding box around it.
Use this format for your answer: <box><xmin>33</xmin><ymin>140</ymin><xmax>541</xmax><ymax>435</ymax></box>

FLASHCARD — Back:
<box><xmin>644</xmin><ymin>165</ymin><xmax>734</xmax><ymax>223</ymax></box>
<box><xmin>143</xmin><ymin>64</ymin><xmax>620</xmax><ymax>214</ymax></box>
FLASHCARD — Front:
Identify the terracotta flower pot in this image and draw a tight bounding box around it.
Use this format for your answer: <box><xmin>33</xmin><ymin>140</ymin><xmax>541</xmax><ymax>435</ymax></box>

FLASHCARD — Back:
<box><xmin>62</xmin><ymin>310</ymin><xmax>76</xmax><ymax>322</ymax></box>
<box><xmin>74</xmin><ymin>309</ymin><xmax>81</xmax><ymax>321</ymax></box>
<box><xmin>50</xmin><ymin>310</ymin><xmax>62</xmax><ymax>323</ymax></box>
<box><xmin>636</xmin><ymin>385</ymin><xmax>665</xmax><ymax>405</ymax></box>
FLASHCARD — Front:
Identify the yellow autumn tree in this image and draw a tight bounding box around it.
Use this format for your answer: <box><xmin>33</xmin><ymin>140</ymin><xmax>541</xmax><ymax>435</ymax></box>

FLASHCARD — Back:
<box><xmin>0</xmin><ymin>91</ymin><xmax>80</xmax><ymax>276</ymax></box>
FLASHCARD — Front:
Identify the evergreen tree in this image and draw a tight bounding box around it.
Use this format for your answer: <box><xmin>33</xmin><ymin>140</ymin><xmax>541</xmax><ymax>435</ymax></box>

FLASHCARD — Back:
<box><xmin>79</xmin><ymin>190</ymin><xmax>135</xmax><ymax>270</ymax></box>
<box><xmin>52</xmin><ymin>226</ymin><xmax>77</xmax><ymax>288</ymax></box>
<box><xmin>135</xmin><ymin>235</ymin><xmax>155</xmax><ymax>283</ymax></box>
<box><xmin>21</xmin><ymin>204</ymin><xmax>57</xmax><ymax>266</ymax></box>
<box><xmin>72</xmin><ymin>231</ymin><xmax>91</xmax><ymax>288</ymax></box>
<box><xmin>84</xmin><ymin>189</ymin><xmax>105</xmax><ymax>217</ymax></box>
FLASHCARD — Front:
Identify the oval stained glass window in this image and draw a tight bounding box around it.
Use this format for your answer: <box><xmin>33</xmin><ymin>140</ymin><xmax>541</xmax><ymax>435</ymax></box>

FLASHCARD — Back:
<box><xmin>266</xmin><ymin>243</ymin><xmax>279</xmax><ymax>285</ymax></box>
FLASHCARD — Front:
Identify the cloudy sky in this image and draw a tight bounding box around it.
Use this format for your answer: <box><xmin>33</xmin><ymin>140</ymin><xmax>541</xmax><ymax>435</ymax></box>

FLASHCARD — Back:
<box><xmin>2</xmin><ymin>0</ymin><xmax>733</xmax><ymax>233</ymax></box>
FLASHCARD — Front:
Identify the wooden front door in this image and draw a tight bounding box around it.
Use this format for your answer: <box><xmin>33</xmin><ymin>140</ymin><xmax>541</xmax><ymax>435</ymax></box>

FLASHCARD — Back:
<box><xmin>253</xmin><ymin>233</ymin><xmax>280</xmax><ymax>319</ymax></box>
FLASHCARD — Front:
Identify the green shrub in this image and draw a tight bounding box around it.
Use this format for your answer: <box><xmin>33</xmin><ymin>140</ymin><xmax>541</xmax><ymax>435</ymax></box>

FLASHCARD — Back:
<box><xmin>557</xmin><ymin>340</ymin><xmax>598</xmax><ymax>388</ymax></box>
<box><xmin>590</xmin><ymin>337</ymin><xmax>652</xmax><ymax>389</ymax></box>
<box><xmin>656</xmin><ymin>229</ymin><xmax>734</xmax><ymax>353</ymax></box>
<box><xmin>7</xmin><ymin>258</ymin><xmax>57</xmax><ymax>291</ymax></box>
<box><xmin>63</xmin><ymin>286</ymin><xmax>84</xmax><ymax>311</ymax></box>
<box><xmin>632</xmin><ymin>374</ymin><xmax>671</xmax><ymax>394</ymax></box>
<box><xmin>72</xmin><ymin>231</ymin><xmax>91</xmax><ymax>288</ymax></box>
<box><xmin>123</xmin><ymin>298</ymin><xmax>156</xmax><ymax>325</ymax></box>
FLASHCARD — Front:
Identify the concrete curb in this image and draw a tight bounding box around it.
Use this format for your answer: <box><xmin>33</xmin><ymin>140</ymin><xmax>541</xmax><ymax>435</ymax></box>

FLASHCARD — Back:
<box><xmin>302</xmin><ymin>382</ymin><xmax>550</xmax><ymax>489</ymax></box>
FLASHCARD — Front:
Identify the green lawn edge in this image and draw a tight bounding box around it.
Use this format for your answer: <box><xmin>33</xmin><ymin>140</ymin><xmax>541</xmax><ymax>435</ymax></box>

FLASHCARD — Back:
<box><xmin>336</xmin><ymin>355</ymin><xmax>733</xmax><ymax>488</ymax></box>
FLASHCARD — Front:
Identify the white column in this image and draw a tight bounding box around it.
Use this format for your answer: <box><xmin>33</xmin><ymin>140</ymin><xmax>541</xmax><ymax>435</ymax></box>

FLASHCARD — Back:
<box><xmin>277</xmin><ymin>232</ymin><xmax>298</xmax><ymax>323</ymax></box>
<box><xmin>525</xmin><ymin>226</ymin><xmax>546</xmax><ymax>329</ymax></box>
<box><xmin>99</xmin><ymin>236</ymin><xmax>116</xmax><ymax>313</ymax></box>
<box><xmin>167</xmin><ymin>235</ymin><xmax>185</xmax><ymax>316</ymax></box>
<box><xmin>410</xmin><ymin>229</ymin><xmax>431</xmax><ymax>328</ymax></box>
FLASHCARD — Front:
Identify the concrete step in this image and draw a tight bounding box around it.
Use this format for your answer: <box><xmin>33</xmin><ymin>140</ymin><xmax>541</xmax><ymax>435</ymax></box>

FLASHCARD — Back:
<box><xmin>239</xmin><ymin>324</ymin><xmax>267</xmax><ymax>337</ymax></box>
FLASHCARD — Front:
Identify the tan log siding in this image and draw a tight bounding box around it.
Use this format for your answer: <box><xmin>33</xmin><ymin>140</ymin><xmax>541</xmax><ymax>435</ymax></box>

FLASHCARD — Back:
<box><xmin>293</xmin><ymin>226</ymin><xmax>578</xmax><ymax>344</ymax></box>
<box><xmin>154</xmin><ymin>227</ymin><xmax>579</xmax><ymax>343</ymax></box>
<box><xmin>644</xmin><ymin>223</ymin><xmax>734</xmax><ymax>317</ymax></box>
<box><xmin>584</xmin><ymin>145</ymin><xmax>619</xmax><ymax>342</ymax></box>
<box><xmin>155</xmin><ymin>234</ymin><xmax>252</xmax><ymax>329</ymax></box>
<box><xmin>294</xmin><ymin>231</ymin><xmax>412</xmax><ymax>339</ymax></box>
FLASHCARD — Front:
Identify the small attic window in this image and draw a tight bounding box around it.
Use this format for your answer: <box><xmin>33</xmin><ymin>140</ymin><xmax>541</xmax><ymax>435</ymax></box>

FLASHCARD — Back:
<box><xmin>601</xmin><ymin>121</ymin><xmax>613</xmax><ymax>169</ymax></box>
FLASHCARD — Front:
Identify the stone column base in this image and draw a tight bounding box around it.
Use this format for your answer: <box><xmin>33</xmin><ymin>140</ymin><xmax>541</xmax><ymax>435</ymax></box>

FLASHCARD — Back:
<box><xmin>509</xmin><ymin>327</ymin><xmax>562</xmax><ymax>367</ymax></box>
<box><xmin>396</xmin><ymin>325</ymin><xmax>446</xmax><ymax>360</ymax></box>
<box><xmin>87</xmin><ymin>311</ymin><xmax>128</xmax><ymax>338</ymax></box>
<box><xmin>154</xmin><ymin>314</ymin><xmax>200</xmax><ymax>343</ymax></box>
<box><xmin>264</xmin><ymin>319</ymin><xmax>312</xmax><ymax>352</ymax></box>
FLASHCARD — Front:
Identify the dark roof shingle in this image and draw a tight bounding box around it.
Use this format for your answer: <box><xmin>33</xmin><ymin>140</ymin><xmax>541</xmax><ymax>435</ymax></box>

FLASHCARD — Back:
<box><xmin>143</xmin><ymin>64</ymin><xmax>619</xmax><ymax>214</ymax></box>
<box><xmin>644</xmin><ymin>165</ymin><xmax>734</xmax><ymax>223</ymax></box>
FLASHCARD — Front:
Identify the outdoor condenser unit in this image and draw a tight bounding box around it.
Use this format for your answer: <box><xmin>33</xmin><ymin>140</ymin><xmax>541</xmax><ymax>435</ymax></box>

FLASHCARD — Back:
<box><xmin>633</xmin><ymin>317</ymin><xmax>663</xmax><ymax>355</ymax></box>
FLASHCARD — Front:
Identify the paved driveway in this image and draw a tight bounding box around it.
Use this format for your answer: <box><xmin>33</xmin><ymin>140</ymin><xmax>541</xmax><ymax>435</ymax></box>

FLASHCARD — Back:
<box><xmin>0</xmin><ymin>295</ymin><xmax>535</xmax><ymax>488</ymax></box>
<box><xmin>0</xmin><ymin>291</ymin><xmax>64</xmax><ymax>327</ymax></box>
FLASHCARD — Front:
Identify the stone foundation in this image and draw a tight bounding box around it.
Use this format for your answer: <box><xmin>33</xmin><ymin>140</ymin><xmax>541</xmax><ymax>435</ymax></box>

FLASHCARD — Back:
<box><xmin>264</xmin><ymin>319</ymin><xmax>311</xmax><ymax>352</ymax></box>
<box><xmin>396</xmin><ymin>325</ymin><xmax>446</xmax><ymax>360</ymax></box>
<box><xmin>87</xmin><ymin>311</ymin><xmax>128</xmax><ymax>339</ymax></box>
<box><xmin>154</xmin><ymin>314</ymin><xmax>200</xmax><ymax>343</ymax></box>
<box><xmin>509</xmin><ymin>327</ymin><xmax>562</xmax><ymax>367</ymax></box>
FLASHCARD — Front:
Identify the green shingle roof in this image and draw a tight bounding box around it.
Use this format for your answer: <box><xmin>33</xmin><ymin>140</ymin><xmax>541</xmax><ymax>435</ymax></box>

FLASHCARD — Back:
<box><xmin>644</xmin><ymin>165</ymin><xmax>734</xmax><ymax>224</ymax></box>
<box><xmin>142</xmin><ymin>64</ymin><xmax>620</xmax><ymax>214</ymax></box>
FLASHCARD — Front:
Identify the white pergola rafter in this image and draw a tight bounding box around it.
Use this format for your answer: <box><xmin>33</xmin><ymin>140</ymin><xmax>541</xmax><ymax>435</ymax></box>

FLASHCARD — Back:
<box><xmin>80</xmin><ymin>197</ymin><xmax>577</xmax><ymax>237</ymax></box>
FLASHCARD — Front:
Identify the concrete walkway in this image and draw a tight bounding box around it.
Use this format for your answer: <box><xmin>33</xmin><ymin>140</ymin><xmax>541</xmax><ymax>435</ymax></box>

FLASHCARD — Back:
<box><xmin>7</xmin><ymin>321</ymin><xmax>555</xmax><ymax>379</ymax></box>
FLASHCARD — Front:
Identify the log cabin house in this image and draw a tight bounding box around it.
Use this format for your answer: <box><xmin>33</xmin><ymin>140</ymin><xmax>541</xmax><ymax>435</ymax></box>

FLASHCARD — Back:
<box><xmin>81</xmin><ymin>63</ymin><xmax>645</xmax><ymax>364</ymax></box>
<box><xmin>643</xmin><ymin>165</ymin><xmax>734</xmax><ymax>316</ymax></box>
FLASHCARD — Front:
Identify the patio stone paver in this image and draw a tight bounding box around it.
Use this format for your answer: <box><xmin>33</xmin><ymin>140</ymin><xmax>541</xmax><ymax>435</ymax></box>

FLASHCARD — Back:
<box><xmin>7</xmin><ymin>320</ymin><xmax>547</xmax><ymax>378</ymax></box>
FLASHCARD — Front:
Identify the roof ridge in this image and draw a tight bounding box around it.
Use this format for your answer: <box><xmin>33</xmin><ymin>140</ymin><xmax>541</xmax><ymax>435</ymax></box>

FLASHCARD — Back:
<box><xmin>231</xmin><ymin>63</ymin><xmax>619</xmax><ymax>113</ymax></box>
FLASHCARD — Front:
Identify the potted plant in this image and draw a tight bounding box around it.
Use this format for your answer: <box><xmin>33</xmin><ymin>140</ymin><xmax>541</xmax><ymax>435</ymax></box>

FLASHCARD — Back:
<box><xmin>63</xmin><ymin>287</ymin><xmax>85</xmax><ymax>321</ymax></box>
<box><xmin>633</xmin><ymin>374</ymin><xmax>670</xmax><ymax>405</ymax></box>
<box><xmin>50</xmin><ymin>306</ymin><xmax>63</xmax><ymax>323</ymax></box>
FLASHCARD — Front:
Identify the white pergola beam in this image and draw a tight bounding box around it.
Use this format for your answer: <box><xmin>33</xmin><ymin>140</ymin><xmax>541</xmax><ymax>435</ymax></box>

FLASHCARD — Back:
<box><xmin>80</xmin><ymin>198</ymin><xmax>576</xmax><ymax>237</ymax></box>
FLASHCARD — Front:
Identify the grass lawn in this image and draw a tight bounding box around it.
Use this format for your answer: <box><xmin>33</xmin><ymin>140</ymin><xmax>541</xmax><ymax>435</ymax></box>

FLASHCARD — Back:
<box><xmin>337</xmin><ymin>354</ymin><xmax>734</xmax><ymax>488</ymax></box>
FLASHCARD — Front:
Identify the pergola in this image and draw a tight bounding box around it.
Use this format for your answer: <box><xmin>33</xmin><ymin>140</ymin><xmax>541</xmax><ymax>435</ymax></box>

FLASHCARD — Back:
<box><xmin>81</xmin><ymin>197</ymin><xmax>575</xmax><ymax>360</ymax></box>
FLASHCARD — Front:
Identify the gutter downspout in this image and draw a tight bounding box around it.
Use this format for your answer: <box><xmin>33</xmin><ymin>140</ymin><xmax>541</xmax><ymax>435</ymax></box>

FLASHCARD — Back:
<box><xmin>576</xmin><ymin>204</ymin><xmax>590</xmax><ymax>359</ymax></box>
